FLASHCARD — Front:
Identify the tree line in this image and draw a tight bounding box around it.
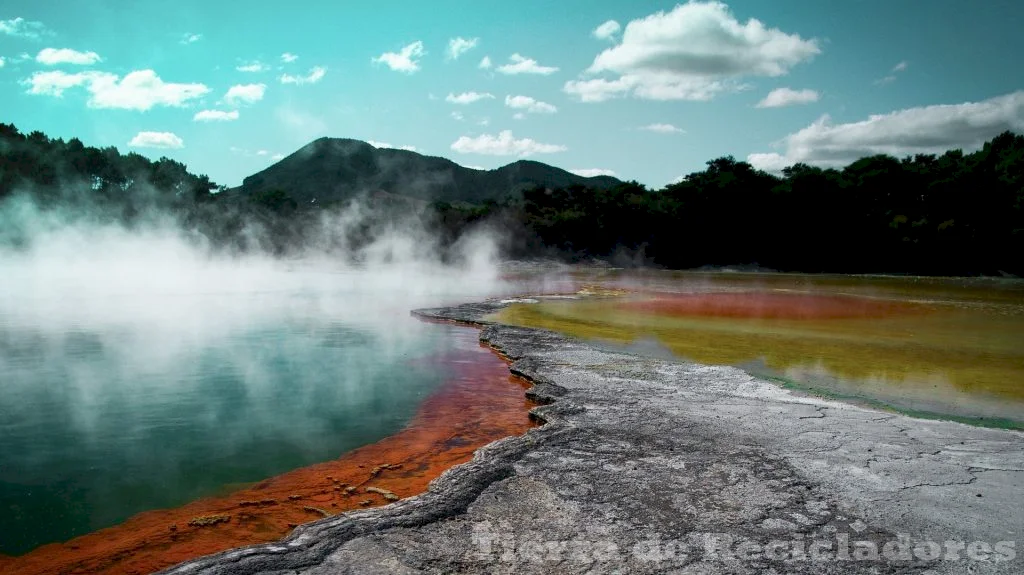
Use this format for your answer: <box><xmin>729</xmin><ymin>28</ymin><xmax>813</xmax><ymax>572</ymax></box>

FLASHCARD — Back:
<box><xmin>1</xmin><ymin>122</ymin><xmax>1021</xmax><ymax>275</ymax></box>
<box><xmin>437</xmin><ymin>132</ymin><xmax>1024</xmax><ymax>276</ymax></box>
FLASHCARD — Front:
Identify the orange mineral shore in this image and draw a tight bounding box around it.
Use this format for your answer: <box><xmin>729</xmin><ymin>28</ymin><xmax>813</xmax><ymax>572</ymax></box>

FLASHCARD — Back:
<box><xmin>0</xmin><ymin>325</ymin><xmax>537</xmax><ymax>575</ymax></box>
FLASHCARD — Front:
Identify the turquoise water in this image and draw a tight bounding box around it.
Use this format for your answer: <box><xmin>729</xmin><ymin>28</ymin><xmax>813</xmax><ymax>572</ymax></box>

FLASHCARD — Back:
<box><xmin>0</xmin><ymin>265</ymin><xmax>504</xmax><ymax>555</ymax></box>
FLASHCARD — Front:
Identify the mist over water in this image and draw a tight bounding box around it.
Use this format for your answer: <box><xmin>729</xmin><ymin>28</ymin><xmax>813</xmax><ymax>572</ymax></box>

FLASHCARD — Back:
<box><xmin>0</xmin><ymin>195</ymin><xmax>513</xmax><ymax>554</ymax></box>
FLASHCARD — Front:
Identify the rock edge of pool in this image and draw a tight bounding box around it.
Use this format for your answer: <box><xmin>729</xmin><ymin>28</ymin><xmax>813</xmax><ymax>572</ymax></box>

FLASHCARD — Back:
<box><xmin>159</xmin><ymin>299</ymin><xmax>1024</xmax><ymax>575</ymax></box>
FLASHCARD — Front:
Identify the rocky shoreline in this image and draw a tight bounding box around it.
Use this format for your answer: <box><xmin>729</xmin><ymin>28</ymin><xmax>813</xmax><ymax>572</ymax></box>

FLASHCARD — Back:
<box><xmin>160</xmin><ymin>300</ymin><xmax>1024</xmax><ymax>574</ymax></box>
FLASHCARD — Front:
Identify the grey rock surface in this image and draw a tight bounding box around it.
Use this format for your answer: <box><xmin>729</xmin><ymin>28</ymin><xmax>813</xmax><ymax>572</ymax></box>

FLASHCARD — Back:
<box><xmin>162</xmin><ymin>301</ymin><xmax>1023</xmax><ymax>574</ymax></box>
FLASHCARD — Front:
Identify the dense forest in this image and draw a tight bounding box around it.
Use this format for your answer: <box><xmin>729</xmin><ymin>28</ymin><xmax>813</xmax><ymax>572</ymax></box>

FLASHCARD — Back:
<box><xmin>1</xmin><ymin>122</ymin><xmax>1021</xmax><ymax>275</ymax></box>
<box><xmin>437</xmin><ymin>132</ymin><xmax>1024</xmax><ymax>276</ymax></box>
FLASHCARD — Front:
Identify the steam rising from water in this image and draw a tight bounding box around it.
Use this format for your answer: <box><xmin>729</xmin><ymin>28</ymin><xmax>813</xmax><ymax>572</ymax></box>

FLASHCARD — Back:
<box><xmin>0</xmin><ymin>193</ymin><xmax>510</xmax><ymax>553</ymax></box>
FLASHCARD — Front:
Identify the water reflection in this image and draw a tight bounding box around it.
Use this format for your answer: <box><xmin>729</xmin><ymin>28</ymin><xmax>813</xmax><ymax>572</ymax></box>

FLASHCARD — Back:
<box><xmin>496</xmin><ymin>272</ymin><xmax>1024</xmax><ymax>428</ymax></box>
<box><xmin>0</xmin><ymin>263</ymin><xmax>514</xmax><ymax>555</ymax></box>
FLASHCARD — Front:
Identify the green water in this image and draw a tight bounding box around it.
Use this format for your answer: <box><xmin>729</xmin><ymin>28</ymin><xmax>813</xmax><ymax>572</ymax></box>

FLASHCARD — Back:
<box><xmin>0</xmin><ymin>268</ymin><xmax>501</xmax><ymax>556</ymax></box>
<box><xmin>497</xmin><ymin>271</ymin><xmax>1024</xmax><ymax>429</ymax></box>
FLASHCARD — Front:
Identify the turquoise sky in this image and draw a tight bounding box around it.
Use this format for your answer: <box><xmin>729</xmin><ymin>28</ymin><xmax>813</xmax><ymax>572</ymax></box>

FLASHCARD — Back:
<box><xmin>2</xmin><ymin>0</ymin><xmax>1023</xmax><ymax>187</ymax></box>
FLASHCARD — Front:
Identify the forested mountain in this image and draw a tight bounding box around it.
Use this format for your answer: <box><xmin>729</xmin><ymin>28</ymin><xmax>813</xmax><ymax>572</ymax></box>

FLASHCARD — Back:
<box><xmin>240</xmin><ymin>137</ymin><xmax>622</xmax><ymax>205</ymax></box>
<box><xmin>2</xmin><ymin>122</ymin><xmax>1021</xmax><ymax>275</ymax></box>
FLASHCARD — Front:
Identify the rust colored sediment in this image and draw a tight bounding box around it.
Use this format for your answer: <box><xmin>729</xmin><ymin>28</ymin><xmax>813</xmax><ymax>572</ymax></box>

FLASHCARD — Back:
<box><xmin>620</xmin><ymin>292</ymin><xmax>929</xmax><ymax>320</ymax></box>
<box><xmin>0</xmin><ymin>328</ymin><xmax>536</xmax><ymax>575</ymax></box>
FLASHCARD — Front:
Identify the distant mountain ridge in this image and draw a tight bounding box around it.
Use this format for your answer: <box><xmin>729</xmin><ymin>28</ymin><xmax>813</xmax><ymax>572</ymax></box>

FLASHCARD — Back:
<box><xmin>239</xmin><ymin>137</ymin><xmax>622</xmax><ymax>205</ymax></box>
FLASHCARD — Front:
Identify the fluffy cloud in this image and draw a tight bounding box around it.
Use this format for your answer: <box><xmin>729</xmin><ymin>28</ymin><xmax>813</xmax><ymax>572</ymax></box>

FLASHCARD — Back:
<box><xmin>193</xmin><ymin>109</ymin><xmax>239</xmax><ymax>122</ymax></box>
<box><xmin>570</xmin><ymin>168</ymin><xmax>617</xmax><ymax>177</ymax></box>
<box><xmin>748</xmin><ymin>91</ymin><xmax>1024</xmax><ymax>172</ymax></box>
<box><xmin>237</xmin><ymin>61</ymin><xmax>269</xmax><ymax>73</ymax></box>
<box><xmin>640</xmin><ymin>123</ymin><xmax>685</xmax><ymax>133</ymax></box>
<box><xmin>88</xmin><ymin>71</ymin><xmax>209</xmax><ymax>110</ymax></box>
<box><xmin>281</xmin><ymin>52</ymin><xmax>298</xmax><ymax>63</ymax></box>
<box><xmin>367</xmin><ymin>141</ymin><xmax>418</xmax><ymax>152</ymax></box>
<box><xmin>0</xmin><ymin>17</ymin><xmax>49</xmax><ymax>39</ymax></box>
<box><xmin>128</xmin><ymin>131</ymin><xmax>184</xmax><ymax>149</ymax></box>
<box><xmin>479</xmin><ymin>56</ymin><xmax>492</xmax><ymax>69</ymax></box>
<box><xmin>180</xmin><ymin>33</ymin><xmax>201</xmax><ymax>45</ymax></box>
<box><xmin>22</xmin><ymin>70</ymin><xmax>95</xmax><ymax>96</ymax></box>
<box><xmin>373</xmin><ymin>41</ymin><xmax>425</xmax><ymax>73</ymax></box>
<box><xmin>450</xmin><ymin>130</ymin><xmax>566</xmax><ymax>156</ymax></box>
<box><xmin>0</xmin><ymin>57</ymin><xmax>5</xmax><ymax>68</ymax></box>
<box><xmin>566</xmin><ymin>1</ymin><xmax>819</xmax><ymax>102</ymax></box>
<box><xmin>505</xmin><ymin>95</ymin><xmax>557</xmax><ymax>114</ymax></box>
<box><xmin>24</xmin><ymin>69</ymin><xmax>209</xmax><ymax>110</ymax></box>
<box><xmin>756</xmin><ymin>87</ymin><xmax>819</xmax><ymax>108</ymax></box>
<box><xmin>279</xmin><ymin>66</ymin><xmax>326</xmax><ymax>85</ymax></box>
<box><xmin>451</xmin><ymin>111</ymin><xmax>464</xmax><ymax>121</ymax></box>
<box><xmin>446</xmin><ymin>91</ymin><xmax>494</xmax><ymax>105</ymax></box>
<box><xmin>36</xmin><ymin>48</ymin><xmax>102</xmax><ymax>66</ymax></box>
<box><xmin>496</xmin><ymin>54</ymin><xmax>559</xmax><ymax>75</ymax></box>
<box><xmin>447</xmin><ymin>37</ymin><xmax>479</xmax><ymax>60</ymax></box>
<box><xmin>592</xmin><ymin>20</ymin><xmax>621</xmax><ymax>41</ymax></box>
<box><xmin>224</xmin><ymin>83</ymin><xmax>266</xmax><ymax>105</ymax></box>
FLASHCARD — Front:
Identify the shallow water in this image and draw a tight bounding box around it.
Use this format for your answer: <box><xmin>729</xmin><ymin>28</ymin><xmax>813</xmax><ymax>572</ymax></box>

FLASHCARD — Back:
<box><xmin>0</xmin><ymin>264</ymin><xmax>514</xmax><ymax>556</ymax></box>
<box><xmin>496</xmin><ymin>271</ymin><xmax>1024</xmax><ymax>429</ymax></box>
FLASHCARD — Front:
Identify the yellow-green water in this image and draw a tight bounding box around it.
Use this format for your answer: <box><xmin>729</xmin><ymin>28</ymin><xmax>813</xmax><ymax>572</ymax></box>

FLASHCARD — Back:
<box><xmin>494</xmin><ymin>271</ymin><xmax>1024</xmax><ymax>429</ymax></box>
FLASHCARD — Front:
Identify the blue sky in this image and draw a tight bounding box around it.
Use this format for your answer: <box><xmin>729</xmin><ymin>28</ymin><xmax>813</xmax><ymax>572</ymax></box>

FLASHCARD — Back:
<box><xmin>2</xmin><ymin>0</ymin><xmax>1023</xmax><ymax>188</ymax></box>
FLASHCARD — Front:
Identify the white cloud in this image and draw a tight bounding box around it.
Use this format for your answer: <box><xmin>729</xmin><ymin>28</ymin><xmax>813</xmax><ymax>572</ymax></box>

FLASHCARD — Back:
<box><xmin>0</xmin><ymin>17</ymin><xmax>49</xmax><ymax>39</ymax></box>
<box><xmin>367</xmin><ymin>141</ymin><xmax>418</xmax><ymax>152</ymax></box>
<box><xmin>451</xmin><ymin>111</ymin><xmax>464</xmax><ymax>121</ymax></box>
<box><xmin>876</xmin><ymin>61</ymin><xmax>909</xmax><ymax>85</ymax></box>
<box><xmin>505</xmin><ymin>94</ymin><xmax>557</xmax><ymax>114</ymax></box>
<box><xmin>224</xmin><ymin>83</ymin><xmax>266</xmax><ymax>106</ymax></box>
<box><xmin>88</xmin><ymin>71</ymin><xmax>209</xmax><ymax>110</ymax></box>
<box><xmin>128</xmin><ymin>131</ymin><xmax>184</xmax><ymax>149</ymax></box>
<box><xmin>640</xmin><ymin>123</ymin><xmax>685</xmax><ymax>133</ymax></box>
<box><xmin>478</xmin><ymin>118</ymin><xmax>490</xmax><ymax>126</ymax></box>
<box><xmin>22</xmin><ymin>70</ymin><xmax>96</xmax><ymax>96</ymax></box>
<box><xmin>237</xmin><ymin>61</ymin><xmax>269</xmax><ymax>73</ymax></box>
<box><xmin>669</xmin><ymin>175</ymin><xmax>686</xmax><ymax>185</ymax></box>
<box><xmin>747</xmin><ymin>91</ymin><xmax>1024</xmax><ymax>172</ymax></box>
<box><xmin>372</xmin><ymin>41</ymin><xmax>425</xmax><ymax>73</ymax></box>
<box><xmin>570</xmin><ymin>168</ymin><xmax>617</xmax><ymax>177</ymax></box>
<box><xmin>592</xmin><ymin>20</ymin><xmax>621</xmax><ymax>41</ymax></box>
<box><xmin>447</xmin><ymin>37</ymin><xmax>479</xmax><ymax>60</ymax></box>
<box><xmin>193</xmin><ymin>109</ymin><xmax>239</xmax><ymax>122</ymax></box>
<box><xmin>24</xmin><ymin>69</ymin><xmax>210</xmax><ymax>110</ymax></box>
<box><xmin>281</xmin><ymin>52</ymin><xmax>299</xmax><ymax>63</ymax></box>
<box><xmin>180</xmin><ymin>33</ymin><xmax>201</xmax><ymax>45</ymax></box>
<box><xmin>496</xmin><ymin>53</ymin><xmax>559</xmax><ymax>75</ymax></box>
<box><xmin>756</xmin><ymin>87</ymin><xmax>819</xmax><ymax>108</ymax></box>
<box><xmin>36</xmin><ymin>48</ymin><xmax>102</xmax><ymax>66</ymax></box>
<box><xmin>566</xmin><ymin>1</ymin><xmax>819</xmax><ymax>102</ymax></box>
<box><xmin>479</xmin><ymin>56</ymin><xmax>492</xmax><ymax>69</ymax></box>
<box><xmin>0</xmin><ymin>57</ymin><xmax>5</xmax><ymax>68</ymax></box>
<box><xmin>446</xmin><ymin>91</ymin><xmax>494</xmax><ymax>105</ymax></box>
<box><xmin>279</xmin><ymin>66</ymin><xmax>326</xmax><ymax>85</ymax></box>
<box><xmin>231</xmin><ymin>147</ymin><xmax>286</xmax><ymax>160</ymax></box>
<box><xmin>450</xmin><ymin>130</ymin><xmax>566</xmax><ymax>156</ymax></box>
<box><xmin>512</xmin><ymin>113</ymin><xmax>525</xmax><ymax>120</ymax></box>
